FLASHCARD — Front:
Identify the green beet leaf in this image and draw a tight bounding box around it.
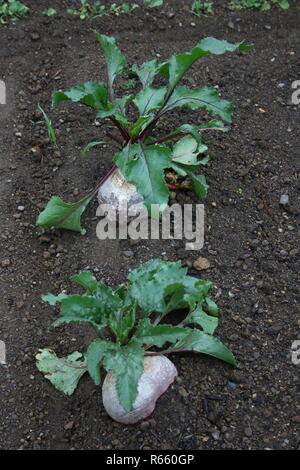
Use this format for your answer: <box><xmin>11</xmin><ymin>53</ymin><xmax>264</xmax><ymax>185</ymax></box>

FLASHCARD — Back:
<box><xmin>159</xmin><ymin>38</ymin><xmax>252</xmax><ymax>93</ymax></box>
<box><xmin>165</xmin><ymin>86</ymin><xmax>233</xmax><ymax>123</ymax></box>
<box><xmin>143</xmin><ymin>0</ymin><xmax>163</xmax><ymax>6</ymax></box>
<box><xmin>71</xmin><ymin>271</ymin><xmax>98</xmax><ymax>295</ymax></box>
<box><xmin>133</xmin><ymin>86</ymin><xmax>167</xmax><ymax>115</ymax></box>
<box><xmin>93</xmin><ymin>32</ymin><xmax>127</xmax><ymax>98</ymax></box>
<box><xmin>183</xmin><ymin>309</ymin><xmax>219</xmax><ymax>335</ymax></box>
<box><xmin>103</xmin><ymin>339</ymin><xmax>145</xmax><ymax>412</ymax></box>
<box><xmin>135</xmin><ymin>318</ymin><xmax>189</xmax><ymax>347</ymax></box>
<box><xmin>36</xmin><ymin>349</ymin><xmax>87</xmax><ymax>396</ymax></box>
<box><xmin>42</xmin><ymin>292</ymin><xmax>69</xmax><ymax>306</ymax></box>
<box><xmin>115</xmin><ymin>143</ymin><xmax>171</xmax><ymax>215</ymax></box>
<box><xmin>52</xmin><ymin>295</ymin><xmax>109</xmax><ymax>330</ymax></box>
<box><xmin>171</xmin><ymin>161</ymin><xmax>209</xmax><ymax>198</ymax></box>
<box><xmin>172</xmin><ymin>136</ymin><xmax>207</xmax><ymax>165</ymax></box>
<box><xmin>86</xmin><ymin>338</ymin><xmax>115</xmax><ymax>386</ymax></box>
<box><xmin>130</xmin><ymin>59</ymin><xmax>159</xmax><ymax>87</ymax></box>
<box><xmin>165</xmin><ymin>329</ymin><xmax>237</xmax><ymax>366</ymax></box>
<box><xmin>128</xmin><ymin>259</ymin><xmax>188</xmax><ymax>314</ymax></box>
<box><xmin>36</xmin><ymin>195</ymin><xmax>93</xmax><ymax>234</ymax></box>
<box><xmin>52</xmin><ymin>81</ymin><xmax>116</xmax><ymax>116</ymax></box>
<box><xmin>82</xmin><ymin>141</ymin><xmax>106</xmax><ymax>154</ymax></box>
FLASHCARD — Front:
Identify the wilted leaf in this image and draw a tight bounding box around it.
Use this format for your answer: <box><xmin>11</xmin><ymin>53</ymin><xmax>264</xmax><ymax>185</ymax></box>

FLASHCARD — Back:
<box><xmin>36</xmin><ymin>349</ymin><xmax>87</xmax><ymax>395</ymax></box>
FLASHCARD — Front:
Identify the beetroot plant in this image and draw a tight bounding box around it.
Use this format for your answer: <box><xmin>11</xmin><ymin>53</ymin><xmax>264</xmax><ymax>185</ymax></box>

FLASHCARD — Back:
<box><xmin>37</xmin><ymin>32</ymin><xmax>252</xmax><ymax>234</ymax></box>
<box><xmin>36</xmin><ymin>259</ymin><xmax>237</xmax><ymax>422</ymax></box>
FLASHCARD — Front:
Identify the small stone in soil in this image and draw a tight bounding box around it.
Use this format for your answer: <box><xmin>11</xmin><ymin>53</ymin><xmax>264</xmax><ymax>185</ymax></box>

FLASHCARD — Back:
<box><xmin>123</xmin><ymin>250</ymin><xmax>134</xmax><ymax>258</ymax></box>
<box><xmin>211</xmin><ymin>430</ymin><xmax>220</xmax><ymax>440</ymax></box>
<box><xmin>1</xmin><ymin>259</ymin><xmax>11</xmax><ymax>267</ymax></box>
<box><xmin>193</xmin><ymin>257</ymin><xmax>210</xmax><ymax>270</ymax></box>
<box><xmin>280</xmin><ymin>194</ymin><xmax>289</xmax><ymax>206</ymax></box>
<box><xmin>31</xmin><ymin>33</ymin><xmax>40</xmax><ymax>41</ymax></box>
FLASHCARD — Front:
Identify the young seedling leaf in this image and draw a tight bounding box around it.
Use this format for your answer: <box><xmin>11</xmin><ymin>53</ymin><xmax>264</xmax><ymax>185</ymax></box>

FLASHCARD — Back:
<box><xmin>82</xmin><ymin>141</ymin><xmax>106</xmax><ymax>154</ymax></box>
<box><xmin>37</xmin><ymin>104</ymin><xmax>58</xmax><ymax>147</ymax></box>
<box><xmin>36</xmin><ymin>195</ymin><xmax>93</xmax><ymax>234</ymax></box>
<box><xmin>165</xmin><ymin>329</ymin><xmax>237</xmax><ymax>366</ymax></box>
<box><xmin>36</xmin><ymin>349</ymin><xmax>87</xmax><ymax>395</ymax></box>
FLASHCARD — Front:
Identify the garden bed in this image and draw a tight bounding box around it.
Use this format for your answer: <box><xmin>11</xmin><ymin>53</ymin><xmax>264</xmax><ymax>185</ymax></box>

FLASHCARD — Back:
<box><xmin>0</xmin><ymin>0</ymin><xmax>299</xmax><ymax>450</ymax></box>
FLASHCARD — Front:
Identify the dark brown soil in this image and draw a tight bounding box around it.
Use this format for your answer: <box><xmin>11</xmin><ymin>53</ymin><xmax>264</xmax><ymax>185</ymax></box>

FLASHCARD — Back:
<box><xmin>0</xmin><ymin>0</ymin><xmax>299</xmax><ymax>451</ymax></box>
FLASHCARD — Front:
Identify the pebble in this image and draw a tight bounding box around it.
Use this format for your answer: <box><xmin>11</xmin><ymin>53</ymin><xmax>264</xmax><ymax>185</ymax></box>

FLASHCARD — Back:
<box><xmin>123</xmin><ymin>250</ymin><xmax>134</xmax><ymax>258</ymax></box>
<box><xmin>280</xmin><ymin>194</ymin><xmax>289</xmax><ymax>206</ymax></box>
<box><xmin>1</xmin><ymin>259</ymin><xmax>11</xmax><ymax>267</ymax></box>
<box><xmin>244</xmin><ymin>427</ymin><xmax>253</xmax><ymax>437</ymax></box>
<box><xmin>178</xmin><ymin>386</ymin><xmax>189</xmax><ymax>398</ymax></box>
<box><xmin>166</xmin><ymin>11</ymin><xmax>175</xmax><ymax>19</ymax></box>
<box><xmin>31</xmin><ymin>33</ymin><xmax>40</xmax><ymax>41</ymax></box>
<box><xmin>64</xmin><ymin>421</ymin><xmax>74</xmax><ymax>430</ymax></box>
<box><xmin>228</xmin><ymin>381</ymin><xmax>238</xmax><ymax>390</ymax></box>
<box><xmin>211</xmin><ymin>430</ymin><xmax>220</xmax><ymax>441</ymax></box>
<box><xmin>193</xmin><ymin>257</ymin><xmax>210</xmax><ymax>271</ymax></box>
<box><xmin>140</xmin><ymin>421</ymin><xmax>150</xmax><ymax>430</ymax></box>
<box><xmin>229</xmin><ymin>370</ymin><xmax>244</xmax><ymax>383</ymax></box>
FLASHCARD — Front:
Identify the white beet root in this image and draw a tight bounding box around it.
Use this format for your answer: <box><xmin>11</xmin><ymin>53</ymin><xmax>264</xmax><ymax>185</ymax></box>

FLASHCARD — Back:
<box><xmin>97</xmin><ymin>168</ymin><xmax>145</xmax><ymax>221</ymax></box>
<box><xmin>102</xmin><ymin>355</ymin><xmax>178</xmax><ymax>424</ymax></box>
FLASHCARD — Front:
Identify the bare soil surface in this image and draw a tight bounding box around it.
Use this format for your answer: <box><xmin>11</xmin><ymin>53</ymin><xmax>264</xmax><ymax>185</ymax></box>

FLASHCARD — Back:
<box><xmin>0</xmin><ymin>0</ymin><xmax>299</xmax><ymax>450</ymax></box>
